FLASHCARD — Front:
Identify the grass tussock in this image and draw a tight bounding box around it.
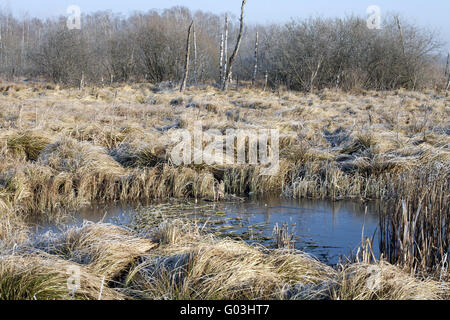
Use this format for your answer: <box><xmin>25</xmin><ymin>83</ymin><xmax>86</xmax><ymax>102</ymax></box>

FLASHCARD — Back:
<box><xmin>123</xmin><ymin>221</ymin><xmax>337</xmax><ymax>300</ymax></box>
<box><xmin>333</xmin><ymin>262</ymin><xmax>449</xmax><ymax>300</ymax></box>
<box><xmin>0</xmin><ymin>221</ymin><xmax>448</xmax><ymax>300</ymax></box>
<box><xmin>0</xmin><ymin>253</ymin><xmax>125</xmax><ymax>300</ymax></box>
<box><xmin>0</xmin><ymin>85</ymin><xmax>448</xmax><ymax>212</ymax></box>
<box><xmin>4</xmin><ymin>131</ymin><xmax>50</xmax><ymax>161</ymax></box>
<box><xmin>0</xmin><ymin>84</ymin><xmax>448</xmax><ymax>293</ymax></box>
<box><xmin>35</xmin><ymin>222</ymin><xmax>158</xmax><ymax>279</ymax></box>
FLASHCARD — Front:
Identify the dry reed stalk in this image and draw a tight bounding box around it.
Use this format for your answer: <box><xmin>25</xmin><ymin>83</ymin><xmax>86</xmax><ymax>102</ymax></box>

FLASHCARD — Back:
<box><xmin>0</xmin><ymin>253</ymin><xmax>125</xmax><ymax>300</ymax></box>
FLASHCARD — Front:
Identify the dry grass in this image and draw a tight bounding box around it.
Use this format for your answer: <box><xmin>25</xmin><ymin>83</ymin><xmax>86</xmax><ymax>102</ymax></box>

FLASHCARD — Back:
<box><xmin>0</xmin><ymin>84</ymin><xmax>447</xmax><ymax>211</ymax></box>
<box><xmin>0</xmin><ymin>253</ymin><xmax>125</xmax><ymax>300</ymax></box>
<box><xmin>379</xmin><ymin>169</ymin><xmax>449</xmax><ymax>277</ymax></box>
<box><xmin>333</xmin><ymin>262</ymin><xmax>449</xmax><ymax>300</ymax></box>
<box><xmin>35</xmin><ymin>222</ymin><xmax>158</xmax><ymax>279</ymax></box>
<box><xmin>122</xmin><ymin>220</ymin><xmax>337</xmax><ymax>300</ymax></box>
<box><xmin>0</xmin><ymin>208</ymin><xmax>29</xmax><ymax>249</ymax></box>
<box><xmin>0</xmin><ymin>220</ymin><xmax>448</xmax><ymax>300</ymax></box>
<box><xmin>273</xmin><ymin>222</ymin><xmax>296</xmax><ymax>249</ymax></box>
<box><xmin>123</xmin><ymin>220</ymin><xmax>449</xmax><ymax>300</ymax></box>
<box><xmin>0</xmin><ymin>222</ymin><xmax>156</xmax><ymax>300</ymax></box>
<box><xmin>5</xmin><ymin>131</ymin><xmax>50</xmax><ymax>161</ymax></box>
<box><xmin>0</xmin><ymin>83</ymin><xmax>448</xmax><ymax>298</ymax></box>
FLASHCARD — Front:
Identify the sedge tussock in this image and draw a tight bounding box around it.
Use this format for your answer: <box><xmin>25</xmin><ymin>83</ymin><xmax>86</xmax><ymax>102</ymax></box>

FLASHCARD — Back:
<box><xmin>126</xmin><ymin>241</ymin><xmax>337</xmax><ymax>300</ymax></box>
<box><xmin>35</xmin><ymin>222</ymin><xmax>158</xmax><ymax>279</ymax></box>
<box><xmin>124</xmin><ymin>220</ymin><xmax>337</xmax><ymax>300</ymax></box>
<box><xmin>0</xmin><ymin>84</ymin><xmax>448</xmax><ymax>284</ymax></box>
<box><xmin>3</xmin><ymin>131</ymin><xmax>50</xmax><ymax>161</ymax></box>
<box><xmin>0</xmin><ymin>253</ymin><xmax>125</xmax><ymax>300</ymax></box>
<box><xmin>39</xmin><ymin>137</ymin><xmax>125</xmax><ymax>175</ymax></box>
<box><xmin>333</xmin><ymin>262</ymin><xmax>449</xmax><ymax>300</ymax></box>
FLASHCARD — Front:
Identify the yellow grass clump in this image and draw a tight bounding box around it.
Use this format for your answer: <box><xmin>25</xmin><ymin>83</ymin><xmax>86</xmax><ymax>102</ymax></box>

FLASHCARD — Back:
<box><xmin>0</xmin><ymin>220</ymin><xmax>448</xmax><ymax>300</ymax></box>
<box><xmin>36</xmin><ymin>222</ymin><xmax>158</xmax><ymax>279</ymax></box>
<box><xmin>0</xmin><ymin>84</ymin><xmax>447</xmax><ymax>213</ymax></box>
<box><xmin>0</xmin><ymin>253</ymin><xmax>125</xmax><ymax>300</ymax></box>
<box><xmin>333</xmin><ymin>262</ymin><xmax>449</xmax><ymax>300</ymax></box>
<box><xmin>0</xmin><ymin>83</ymin><xmax>448</xmax><ymax>297</ymax></box>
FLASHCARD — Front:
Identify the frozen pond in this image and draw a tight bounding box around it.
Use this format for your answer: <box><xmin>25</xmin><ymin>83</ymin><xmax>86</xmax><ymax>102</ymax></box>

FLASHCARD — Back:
<box><xmin>30</xmin><ymin>197</ymin><xmax>380</xmax><ymax>265</ymax></box>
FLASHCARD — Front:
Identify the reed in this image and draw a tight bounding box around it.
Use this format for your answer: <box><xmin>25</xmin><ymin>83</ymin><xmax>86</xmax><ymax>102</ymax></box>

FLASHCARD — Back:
<box><xmin>0</xmin><ymin>220</ymin><xmax>447</xmax><ymax>300</ymax></box>
<box><xmin>0</xmin><ymin>83</ymin><xmax>448</xmax><ymax>283</ymax></box>
<box><xmin>0</xmin><ymin>253</ymin><xmax>125</xmax><ymax>300</ymax></box>
<box><xmin>273</xmin><ymin>222</ymin><xmax>296</xmax><ymax>249</ymax></box>
<box><xmin>379</xmin><ymin>168</ymin><xmax>449</xmax><ymax>278</ymax></box>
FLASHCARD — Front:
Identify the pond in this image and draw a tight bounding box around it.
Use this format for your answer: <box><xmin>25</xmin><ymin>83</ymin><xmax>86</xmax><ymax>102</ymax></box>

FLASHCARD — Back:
<box><xmin>30</xmin><ymin>197</ymin><xmax>380</xmax><ymax>266</ymax></box>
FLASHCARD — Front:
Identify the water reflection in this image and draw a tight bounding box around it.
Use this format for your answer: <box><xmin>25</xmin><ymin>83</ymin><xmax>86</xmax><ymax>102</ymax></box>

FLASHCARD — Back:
<box><xmin>30</xmin><ymin>197</ymin><xmax>379</xmax><ymax>266</ymax></box>
<box><xmin>215</xmin><ymin>198</ymin><xmax>379</xmax><ymax>264</ymax></box>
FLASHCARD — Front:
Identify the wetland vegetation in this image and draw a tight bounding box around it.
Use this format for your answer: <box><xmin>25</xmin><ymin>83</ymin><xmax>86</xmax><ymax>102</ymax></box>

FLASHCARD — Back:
<box><xmin>0</xmin><ymin>83</ymin><xmax>448</xmax><ymax>300</ymax></box>
<box><xmin>0</xmin><ymin>1</ymin><xmax>449</xmax><ymax>300</ymax></box>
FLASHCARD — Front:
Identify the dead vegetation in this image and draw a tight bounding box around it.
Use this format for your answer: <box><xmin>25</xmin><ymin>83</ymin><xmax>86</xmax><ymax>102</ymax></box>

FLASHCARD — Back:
<box><xmin>0</xmin><ymin>220</ymin><xmax>447</xmax><ymax>300</ymax></box>
<box><xmin>0</xmin><ymin>83</ymin><xmax>448</xmax><ymax>299</ymax></box>
<box><xmin>1</xmin><ymin>83</ymin><xmax>446</xmax><ymax>209</ymax></box>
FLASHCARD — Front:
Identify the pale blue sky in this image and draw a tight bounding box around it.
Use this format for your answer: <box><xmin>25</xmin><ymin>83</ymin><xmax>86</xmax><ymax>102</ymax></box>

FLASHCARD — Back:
<box><xmin>2</xmin><ymin>0</ymin><xmax>449</xmax><ymax>50</ymax></box>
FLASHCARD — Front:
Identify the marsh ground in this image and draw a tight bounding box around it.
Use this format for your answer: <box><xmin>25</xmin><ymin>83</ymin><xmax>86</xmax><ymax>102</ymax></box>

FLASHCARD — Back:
<box><xmin>0</xmin><ymin>82</ymin><xmax>448</xmax><ymax>299</ymax></box>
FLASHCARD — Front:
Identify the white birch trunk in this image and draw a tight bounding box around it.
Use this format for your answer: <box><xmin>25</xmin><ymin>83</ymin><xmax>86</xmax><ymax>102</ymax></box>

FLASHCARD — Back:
<box><xmin>252</xmin><ymin>31</ymin><xmax>259</xmax><ymax>86</ymax></box>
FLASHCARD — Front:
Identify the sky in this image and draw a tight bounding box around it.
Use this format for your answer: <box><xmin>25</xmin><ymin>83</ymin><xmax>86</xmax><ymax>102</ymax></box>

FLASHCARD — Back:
<box><xmin>2</xmin><ymin>0</ymin><xmax>449</xmax><ymax>51</ymax></box>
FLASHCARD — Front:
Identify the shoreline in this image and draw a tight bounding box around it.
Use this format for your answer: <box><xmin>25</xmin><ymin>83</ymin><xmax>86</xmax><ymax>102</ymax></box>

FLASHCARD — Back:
<box><xmin>0</xmin><ymin>83</ymin><xmax>448</xmax><ymax>299</ymax></box>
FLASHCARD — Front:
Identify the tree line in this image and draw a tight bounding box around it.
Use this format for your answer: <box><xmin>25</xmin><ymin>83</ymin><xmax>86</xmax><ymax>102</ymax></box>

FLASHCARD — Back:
<box><xmin>0</xmin><ymin>5</ymin><xmax>448</xmax><ymax>91</ymax></box>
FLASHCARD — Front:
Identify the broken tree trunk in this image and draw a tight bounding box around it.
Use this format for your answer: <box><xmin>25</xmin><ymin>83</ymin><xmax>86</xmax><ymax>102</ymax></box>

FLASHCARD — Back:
<box><xmin>444</xmin><ymin>53</ymin><xmax>450</xmax><ymax>90</ymax></box>
<box><xmin>222</xmin><ymin>0</ymin><xmax>247</xmax><ymax>91</ymax></box>
<box><xmin>180</xmin><ymin>21</ymin><xmax>194</xmax><ymax>93</ymax></box>
<box><xmin>446</xmin><ymin>73</ymin><xmax>450</xmax><ymax>91</ymax></box>
<box><xmin>395</xmin><ymin>16</ymin><xmax>406</xmax><ymax>57</ymax></box>
<box><xmin>252</xmin><ymin>31</ymin><xmax>259</xmax><ymax>86</ymax></box>
<box><xmin>0</xmin><ymin>24</ymin><xmax>2</xmax><ymax>65</ymax></box>
<box><xmin>444</xmin><ymin>53</ymin><xmax>450</xmax><ymax>91</ymax></box>
<box><xmin>445</xmin><ymin>53</ymin><xmax>449</xmax><ymax>78</ymax></box>
<box><xmin>79</xmin><ymin>72</ymin><xmax>85</xmax><ymax>91</ymax></box>
<box><xmin>193</xmin><ymin>24</ymin><xmax>198</xmax><ymax>84</ymax></box>
<box><xmin>219</xmin><ymin>34</ymin><xmax>224</xmax><ymax>84</ymax></box>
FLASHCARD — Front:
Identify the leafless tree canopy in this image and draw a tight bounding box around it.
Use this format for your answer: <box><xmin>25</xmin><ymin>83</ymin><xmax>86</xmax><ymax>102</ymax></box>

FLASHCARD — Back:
<box><xmin>0</xmin><ymin>7</ymin><xmax>446</xmax><ymax>91</ymax></box>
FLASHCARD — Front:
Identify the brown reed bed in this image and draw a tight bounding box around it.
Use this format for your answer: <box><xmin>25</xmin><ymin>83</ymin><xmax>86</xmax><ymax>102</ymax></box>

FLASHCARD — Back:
<box><xmin>0</xmin><ymin>83</ymin><xmax>448</xmax><ymax>287</ymax></box>
<box><xmin>0</xmin><ymin>220</ymin><xmax>447</xmax><ymax>300</ymax></box>
<box><xmin>379</xmin><ymin>168</ymin><xmax>449</xmax><ymax>279</ymax></box>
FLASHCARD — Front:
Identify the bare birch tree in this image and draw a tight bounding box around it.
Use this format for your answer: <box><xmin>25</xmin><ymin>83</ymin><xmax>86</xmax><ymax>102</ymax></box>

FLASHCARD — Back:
<box><xmin>221</xmin><ymin>14</ymin><xmax>229</xmax><ymax>87</ymax></box>
<box><xmin>222</xmin><ymin>0</ymin><xmax>247</xmax><ymax>91</ymax></box>
<box><xmin>219</xmin><ymin>31</ymin><xmax>224</xmax><ymax>84</ymax></box>
<box><xmin>193</xmin><ymin>23</ymin><xmax>198</xmax><ymax>84</ymax></box>
<box><xmin>180</xmin><ymin>21</ymin><xmax>194</xmax><ymax>92</ymax></box>
<box><xmin>252</xmin><ymin>31</ymin><xmax>259</xmax><ymax>86</ymax></box>
<box><xmin>395</xmin><ymin>15</ymin><xmax>406</xmax><ymax>56</ymax></box>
